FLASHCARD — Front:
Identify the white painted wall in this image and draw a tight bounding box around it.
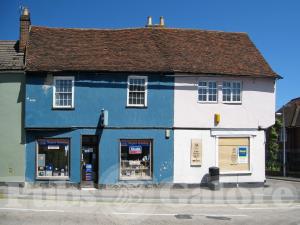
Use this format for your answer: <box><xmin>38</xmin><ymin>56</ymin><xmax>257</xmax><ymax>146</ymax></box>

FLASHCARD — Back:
<box><xmin>174</xmin><ymin>76</ymin><xmax>276</xmax><ymax>129</ymax></box>
<box><xmin>174</xmin><ymin>129</ymin><xmax>266</xmax><ymax>183</ymax></box>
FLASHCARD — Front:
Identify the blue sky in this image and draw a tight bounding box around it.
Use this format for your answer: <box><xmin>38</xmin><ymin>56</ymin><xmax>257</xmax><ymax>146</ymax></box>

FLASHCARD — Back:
<box><xmin>1</xmin><ymin>0</ymin><xmax>299</xmax><ymax>109</ymax></box>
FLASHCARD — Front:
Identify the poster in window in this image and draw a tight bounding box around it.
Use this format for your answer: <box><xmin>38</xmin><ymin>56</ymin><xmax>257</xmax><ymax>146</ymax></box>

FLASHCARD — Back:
<box><xmin>190</xmin><ymin>139</ymin><xmax>202</xmax><ymax>166</ymax></box>
<box><xmin>129</xmin><ymin>145</ymin><xmax>142</xmax><ymax>154</ymax></box>
<box><xmin>231</xmin><ymin>148</ymin><xmax>238</xmax><ymax>164</ymax></box>
<box><xmin>38</xmin><ymin>154</ymin><xmax>45</xmax><ymax>167</ymax></box>
<box><xmin>238</xmin><ymin>146</ymin><xmax>248</xmax><ymax>164</ymax></box>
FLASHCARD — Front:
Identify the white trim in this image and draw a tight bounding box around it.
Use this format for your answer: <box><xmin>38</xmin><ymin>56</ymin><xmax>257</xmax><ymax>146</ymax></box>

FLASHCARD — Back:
<box><xmin>127</xmin><ymin>75</ymin><xmax>148</xmax><ymax>107</ymax></box>
<box><xmin>197</xmin><ymin>80</ymin><xmax>218</xmax><ymax>103</ymax></box>
<box><xmin>221</xmin><ymin>80</ymin><xmax>242</xmax><ymax>104</ymax></box>
<box><xmin>52</xmin><ymin>76</ymin><xmax>75</xmax><ymax>108</ymax></box>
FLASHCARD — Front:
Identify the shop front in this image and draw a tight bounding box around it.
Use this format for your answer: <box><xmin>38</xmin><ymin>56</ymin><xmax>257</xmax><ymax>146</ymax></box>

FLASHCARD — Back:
<box><xmin>25</xmin><ymin>129</ymin><xmax>174</xmax><ymax>186</ymax></box>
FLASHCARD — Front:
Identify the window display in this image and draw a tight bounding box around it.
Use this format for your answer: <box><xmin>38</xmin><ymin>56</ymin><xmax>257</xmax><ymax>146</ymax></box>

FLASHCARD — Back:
<box><xmin>218</xmin><ymin>137</ymin><xmax>250</xmax><ymax>172</ymax></box>
<box><xmin>36</xmin><ymin>138</ymin><xmax>70</xmax><ymax>179</ymax></box>
<box><xmin>120</xmin><ymin>139</ymin><xmax>152</xmax><ymax>180</ymax></box>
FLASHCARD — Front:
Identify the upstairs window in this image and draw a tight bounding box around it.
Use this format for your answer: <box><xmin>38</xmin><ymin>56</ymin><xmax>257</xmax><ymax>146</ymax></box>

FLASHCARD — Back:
<box><xmin>198</xmin><ymin>81</ymin><xmax>217</xmax><ymax>102</ymax></box>
<box><xmin>127</xmin><ymin>76</ymin><xmax>148</xmax><ymax>107</ymax></box>
<box><xmin>222</xmin><ymin>81</ymin><xmax>242</xmax><ymax>103</ymax></box>
<box><xmin>53</xmin><ymin>76</ymin><xmax>74</xmax><ymax>108</ymax></box>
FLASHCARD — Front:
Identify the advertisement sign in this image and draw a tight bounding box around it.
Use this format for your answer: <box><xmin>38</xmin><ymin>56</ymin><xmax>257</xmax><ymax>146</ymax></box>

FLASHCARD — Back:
<box><xmin>129</xmin><ymin>145</ymin><xmax>142</xmax><ymax>154</ymax></box>
<box><xmin>190</xmin><ymin>139</ymin><xmax>202</xmax><ymax>166</ymax></box>
<box><xmin>238</xmin><ymin>146</ymin><xmax>248</xmax><ymax>164</ymax></box>
<box><xmin>38</xmin><ymin>154</ymin><xmax>45</xmax><ymax>167</ymax></box>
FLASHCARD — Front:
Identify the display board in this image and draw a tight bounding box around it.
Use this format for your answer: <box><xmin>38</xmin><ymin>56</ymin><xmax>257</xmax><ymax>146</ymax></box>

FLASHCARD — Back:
<box><xmin>190</xmin><ymin>139</ymin><xmax>202</xmax><ymax>166</ymax></box>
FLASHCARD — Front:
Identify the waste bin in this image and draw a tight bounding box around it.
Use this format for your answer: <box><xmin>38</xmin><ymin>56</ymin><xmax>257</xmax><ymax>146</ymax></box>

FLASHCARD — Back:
<box><xmin>208</xmin><ymin>166</ymin><xmax>220</xmax><ymax>190</ymax></box>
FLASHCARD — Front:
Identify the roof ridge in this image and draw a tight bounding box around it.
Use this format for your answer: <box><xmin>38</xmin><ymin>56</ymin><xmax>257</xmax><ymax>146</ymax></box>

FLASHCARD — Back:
<box><xmin>30</xmin><ymin>25</ymin><xmax>248</xmax><ymax>35</ymax></box>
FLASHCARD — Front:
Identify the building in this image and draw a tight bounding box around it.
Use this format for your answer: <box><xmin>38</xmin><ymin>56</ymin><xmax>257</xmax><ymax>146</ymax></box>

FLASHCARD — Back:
<box><xmin>0</xmin><ymin>8</ymin><xmax>28</xmax><ymax>183</ymax></box>
<box><xmin>24</xmin><ymin>13</ymin><xmax>278</xmax><ymax>186</ymax></box>
<box><xmin>276</xmin><ymin>97</ymin><xmax>300</xmax><ymax>177</ymax></box>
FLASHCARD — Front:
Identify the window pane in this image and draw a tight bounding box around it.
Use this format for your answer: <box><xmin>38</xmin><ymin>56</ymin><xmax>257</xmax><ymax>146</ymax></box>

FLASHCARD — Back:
<box><xmin>37</xmin><ymin>139</ymin><xmax>69</xmax><ymax>178</ymax></box>
<box><xmin>54</xmin><ymin>78</ymin><xmax>74</xmax><ymax>107</ymax></box>
<box><xmin>128</xmin><ymin>77</ymin><xmax>147</xmax><ymax>106</ymax></box>
<box><xmin>120</xmin><ymin>139</ymin><xmax>152</xmax><ymax>180</ymax></box>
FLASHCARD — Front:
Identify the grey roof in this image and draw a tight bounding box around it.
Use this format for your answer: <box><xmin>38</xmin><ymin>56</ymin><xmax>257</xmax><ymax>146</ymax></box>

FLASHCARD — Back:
<box><xmin>0</xmin><ymin>41</ymin><xmax>24</xmax><ymax>70</ymax></box>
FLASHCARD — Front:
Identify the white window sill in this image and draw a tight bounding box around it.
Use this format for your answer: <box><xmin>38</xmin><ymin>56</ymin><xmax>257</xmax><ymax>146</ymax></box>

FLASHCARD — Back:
<box><xmin>197</xmin><ymin>101</ymin><xmax>218</xmax><ymax>104</ymax></box>
<box><xmin>126</xmin><ymin>105</ymin><xmax>147</xmax><ymax>108</ymax></box>
<box><xmin>36</xmin><ymin>176</ymin><xmax>70</xmax><ymax>180</ymax></box>
<box><xmin>222</xmin><ymin>101</ymin><xmax>242</xmax><ymax>105</ymax></box>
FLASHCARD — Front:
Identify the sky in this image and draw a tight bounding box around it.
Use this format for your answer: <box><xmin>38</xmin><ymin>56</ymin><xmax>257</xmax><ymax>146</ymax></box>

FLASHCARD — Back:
<box><xmin>1</xmin><ymin>0</ymin><xmax>299</xmax><ymax>109</ymax></box>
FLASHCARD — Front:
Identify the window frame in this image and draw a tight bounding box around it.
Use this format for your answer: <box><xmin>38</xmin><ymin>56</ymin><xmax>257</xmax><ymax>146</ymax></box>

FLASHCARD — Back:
<box><xmin>126</xmin><ymin>75</ymin><xmax>148</xmax><ymax>107</ymax></box>
<box><xmin>119</xmin><ymin>139</ymin><xmax>153</xmax><ymax>181</ymax></box>
<box><xmin>53</xmin><ymin>76</ymin><xmax>75</xmax><ymax>109</ymax></box>
<box><xmin>216</xmin><ymin>135</ymin><xmax>252</xmax><ymax>175</ymax></box>
<box><xmin>35</xmin><ymin>138</ymin><xmax>70</xmax><ymax>180</ymax></box>
<box><xmin>197</xmin><ymin>80</ymin><xmax>218</xmax><ymax>103</ymax></box>
<box><xmin>222</xmin><ymin>81</ymin><xmax>242</xmax><ymax>104</ymax></box>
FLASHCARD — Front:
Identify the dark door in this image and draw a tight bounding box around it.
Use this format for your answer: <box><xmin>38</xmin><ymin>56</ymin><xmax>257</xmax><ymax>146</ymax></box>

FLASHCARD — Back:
<box><xmin>81</xmin><ymin>135</ymin><xmax>99</xmax><ymax>187</ymax></box>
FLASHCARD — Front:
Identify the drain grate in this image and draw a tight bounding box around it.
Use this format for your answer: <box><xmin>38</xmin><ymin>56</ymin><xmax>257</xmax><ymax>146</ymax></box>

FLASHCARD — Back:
<box><xmin>206</xmin><ymin>216</ymin><xmax>231</xmax><ymax>221</ymax></box>
<box><xmin>175</xmin><ymin>214</ymin><xmax>193</xmax><ymax>220</ymax></box>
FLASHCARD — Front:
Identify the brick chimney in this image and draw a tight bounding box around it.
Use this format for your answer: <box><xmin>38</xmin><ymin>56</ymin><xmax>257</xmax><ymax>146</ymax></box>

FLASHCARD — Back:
<box><xmin>19</xmin><ymin>7</ymin><xmax>31</xmax><ymax>53</ymax></box>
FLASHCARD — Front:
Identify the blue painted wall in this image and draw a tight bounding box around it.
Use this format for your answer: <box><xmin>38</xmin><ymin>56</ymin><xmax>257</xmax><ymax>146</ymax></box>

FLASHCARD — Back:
<box><xmin>26</xmin><ymin>128</ymin><xmax>174</xmax><ymax>184</ymax></box>
<box><xmin>25</xmin><ymin>73</ymin><xmax>173</xmax><ymax>128</ymax></box>
<box><xmin>25</xmin><ymin>73</ymin><xmax>174</xmax><ymax>183</ymax></box>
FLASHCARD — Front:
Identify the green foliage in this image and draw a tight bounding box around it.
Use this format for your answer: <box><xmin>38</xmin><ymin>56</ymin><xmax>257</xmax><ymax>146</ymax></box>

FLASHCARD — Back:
<box><xmin>266</xmin><ymin>118</ymin><xmax>282</xmax><ymax>171</ymax></box>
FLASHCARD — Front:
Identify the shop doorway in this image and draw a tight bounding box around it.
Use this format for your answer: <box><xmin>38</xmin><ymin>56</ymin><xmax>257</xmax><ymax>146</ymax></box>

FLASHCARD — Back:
<box><xmin>81</xmin><ymin>135</ymin><xmax>99</xmax><ymax>187</ymax></box>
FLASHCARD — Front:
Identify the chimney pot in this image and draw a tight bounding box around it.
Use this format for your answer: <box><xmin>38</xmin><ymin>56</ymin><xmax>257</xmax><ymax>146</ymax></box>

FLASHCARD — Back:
<box><xmin>159</xmin><ymin>16</ymin><xmax>165</xmax><ymax>27</ymax></box>
<box><xmin>146</xmin><ymin>16</ymin><xmax>152</xmax><ymax>27</ymax></box>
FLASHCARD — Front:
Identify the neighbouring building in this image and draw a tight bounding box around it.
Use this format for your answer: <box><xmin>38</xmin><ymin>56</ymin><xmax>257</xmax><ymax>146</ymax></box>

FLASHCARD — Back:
<box><xmin>0</xmin><ymin>8</ymin><xmax>29</xmax><ymax>183</ymax></box>
<box><xmin>276</xmin><ymin>97</ymin><xmax>300</xmax><ymax>177</ymax></box>
<box><xmin>23</xmin><ymin>13</ymin><xmax>278</xmax><ymax>186</ymax></box>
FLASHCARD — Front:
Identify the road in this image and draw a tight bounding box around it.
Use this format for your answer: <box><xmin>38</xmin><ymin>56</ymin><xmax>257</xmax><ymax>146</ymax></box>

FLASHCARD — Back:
<box><xmin>0</xmin><ymin>198</ymin><xmax>299</xmax><ymax>225</ymax></box>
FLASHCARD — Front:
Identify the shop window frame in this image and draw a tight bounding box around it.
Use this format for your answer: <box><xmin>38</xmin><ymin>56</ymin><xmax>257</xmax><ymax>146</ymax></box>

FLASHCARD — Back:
<box><xmin>216</xmin><ymin>135</ymin><xmax>252</xmax><ymax>175</ymax></box>
<box><xmin>119</xmin><ymin>139</ymin><xmax>153</xmax><ymax>181</ymax></box>
<box><xmin>35</xmin><ymin>138</ymin><xmax>71</xmax><ymax>181</ymax></box>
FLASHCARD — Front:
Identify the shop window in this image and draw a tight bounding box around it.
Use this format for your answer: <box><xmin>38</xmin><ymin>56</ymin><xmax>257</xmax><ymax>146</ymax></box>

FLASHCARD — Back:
<box><xmin>120</xmin><ymin>139</ymin><xmax>152</xmax><ymax>180</ymax></box>
<box><xmin>218</xmin><ymin>137</ymin><xmax>250</xmax><ymax>172</ymax></box>
<box><xmin>53</xmin><ymin>76</ymin><xmax>74</xmax><ymax>108</ymax></box>
<box><xmin>127</xmin><ymin>76</ymin><xmax>148</xmax><ymax>107</ymax></box>
<box><xmin>36</xmin><ymin>138</ymin><xmax>70</xmax><ymax>179</ymax></box>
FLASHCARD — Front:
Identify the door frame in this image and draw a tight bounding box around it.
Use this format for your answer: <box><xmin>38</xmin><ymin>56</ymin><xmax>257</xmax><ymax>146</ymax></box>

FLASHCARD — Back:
<box><xmin>80</xmin><ymin>135</ymin><xmax>99</xmax><ymax>185</ymax></box>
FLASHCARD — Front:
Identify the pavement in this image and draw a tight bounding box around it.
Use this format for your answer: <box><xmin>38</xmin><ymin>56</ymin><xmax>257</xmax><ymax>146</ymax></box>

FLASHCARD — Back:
<box><xmin>0</xmin><ymin>179</ymin><xmax>299</xmax><ymax>224</ymax></box>
<box><xmin>0</xmin><ymin>179</ymin><xmax>299</xmax><ymax>204</ymax></box>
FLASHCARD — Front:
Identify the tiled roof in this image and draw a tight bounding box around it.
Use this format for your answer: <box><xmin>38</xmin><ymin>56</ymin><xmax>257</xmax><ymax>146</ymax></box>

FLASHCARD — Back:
<box><xmin>26</xmin><ymin>26</ymin><xmax>278</xmax><ymax>77</ymax></box>
<box><xmin>0</xmin><ymin>41</ymin><xmax>24</xmax><ymax>70</ymax></box>
<box><xmin>278</xmin><ymin>98</ymin><xmax>300</xmax><ymax>127</ymax></box>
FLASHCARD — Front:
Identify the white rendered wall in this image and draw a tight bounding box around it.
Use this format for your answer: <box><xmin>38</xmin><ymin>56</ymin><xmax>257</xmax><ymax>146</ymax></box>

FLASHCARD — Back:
<box><xmin>174</xmin><ymin>76</ymin><xmax>276</xmax><ymax>129</ymax></box>
<box><xmin>174</xmin><ymin>130</ymin><xmax>266</xmax><ymax>183</ymax></box>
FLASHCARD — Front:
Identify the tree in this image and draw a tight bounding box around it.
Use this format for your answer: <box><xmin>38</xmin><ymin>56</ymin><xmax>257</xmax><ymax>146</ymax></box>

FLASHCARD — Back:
<box><xmin>266</xmin><ymin>118</ymin><xmax>282</xmax><ymax>172</ymax></box>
